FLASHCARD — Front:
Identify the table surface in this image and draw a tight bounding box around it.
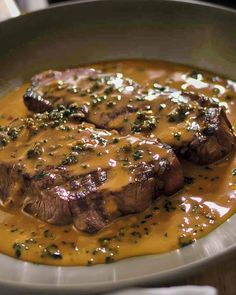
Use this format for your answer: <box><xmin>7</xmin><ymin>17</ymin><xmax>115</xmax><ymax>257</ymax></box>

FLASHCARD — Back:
<box><xmin>163</xmin><ymin>253</ymin><xmax>236</xmax><ymax>295</ymax></box>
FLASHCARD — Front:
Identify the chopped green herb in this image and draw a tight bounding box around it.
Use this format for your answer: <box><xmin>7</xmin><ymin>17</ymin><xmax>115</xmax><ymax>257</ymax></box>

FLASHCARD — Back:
<box><xmin>169</xmin><ymin>110</ymin><xmax>186</xmax><ymax>123</ymax></box>
<box><xmin>61</xmin><ymin>153</ymin><xmax>78</xmax><ymax>166</ymax></box>
<box><xmin>153</xmin><ymin>83</ymin><xmax>166</xmax><ymax>91</ymax></box>
<box><xmin>7</xmin><ymin>128</ymin><xmax>20</xmax><ymax>140</ymax></box>
<box><xmin>213</xmin><ymin>87</ymin><xmax>220</xmax><ymax>95</ymax></box>
<box><xmin>43</xmin><ymin>244</ymin><xmax>62</xmax><ymax>259</ymax></box>
<box><xmin>159</xmin><ymin>103</ymin><xmax>166</xmax><ymax>111</ymax></box>
<box><xmin>91</xmin><ymin>82</ymin><xmax>100</xmax><ymax>92</ymax></box>
<box><xmin>88</xmin><ymin>76</ymin><xmax>98</xmax><ymax>82</ymax></box>
<box><xmin>0</xmin><ymin>137</ymin><xmax>9</xmax><ymax>146</ymax></box>
<box><xmin>184</xmin><ymin>176</ymin><xmax>195</xmax><ymax>185</ymax></box>
<box><xmin>44</xmin><ymin>229</ymin><xmax>54</xmax><ymax>238</ymax></box>
<box><xmin>72</xmin><ymin>142</ymin><xmax>93</xmax><ymax>152</ymax></box>
<box><xmin>67</xmin><ymin>86</ymin><xmax>78</xmax><ymax>94</ymax></box>
<box><xmin>189</xmin><ymin>70</ymin><xmax>202</xmax><ymax>80</ymax></box>
<box><xmin>173</xmin><ymin>131</ymin><xmax>181</xmax><ymax>141</ymax></box>
<box><xmin>27</xmin><ymin>144</ymin><xmax>43</xmax><ymax>159</ymax></box>
<box><xmin>104</xmin><ymin>86</ymin><xmax>114</xmax><ymax>95</ymax></box>
<box><xmin>106</xmin><ymin>101</ymin><xmax>116</xmax><ymax>108</ymax></box>
<box><xmin>112</xmin><ymin>138</ymin><xmax>120</xmax><ymax>144</ymax></box>
<box><xmin>122</xmin><ymin>144</ymin><xmax>132</xmax><ymax>153</ymax></box>
<box><xmin>144</xmin><ymin>214</ymin><xmax>152</xmax><ymax>219</ymax></box>
<box><xmin>132</xmin><ymin>150</ymin><xmax>144</xmax><ymax>161</ymax></box>
<box><xmin>164</xmin><ymin>200</ymin><xmax>176</xmax><ymax>212</ymax></box>
<box><xmin>34</xmin><ymin>171</ymin><xmax>46</xmax><ymax>180</ymax></box>
<box><xmin>13</xmin><ymin>243</ymin><xmax>22</xmax><ymax>258</ymax></box>
<box><xmin>131</xmin><ymin>231</ymin><xmax>142</xmax><ymax>238</ymax></box>
<box><xmin>90</xmin><ymin>133</ymin><xmax>107</xmax><ymax>145</ymax></box>
<box><xmin>202</xmin><ymin>126</ymin><xmax>215</xmax><ymax>136</ymax></box>
<box><xmin>131</xmin><ymin>110</ymin><xmax>157</xmax><ymax>133</ymax></box>
<box><xmin>225</xmin><ymin>95</ymin><xmax>232</xmax><ymax>101</ymax></box>
<box><xmin>105</xmin><ymin>256</ymin><xmax>114</xmax><ymax>264</ymax></box>
<box><xmin>204</xmin><ymin>166</ymin><xmax>212</xmax><ymax>171</ymax></box>
<box><xmin>87</xmin><ymin>259</ymin><xmax>93</xmax><ymax>266</ymax></box>
<box><xmin>80</xmin><ymin>163</ymin><xmax>88</xmax><ymax>169</ymax></box>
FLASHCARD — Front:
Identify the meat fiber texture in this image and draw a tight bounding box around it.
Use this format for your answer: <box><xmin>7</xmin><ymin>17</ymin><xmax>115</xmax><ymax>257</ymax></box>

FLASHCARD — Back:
<box><xmin>24</xmin><ymin>68</ymin><xmax>236</xmax><ymax>165</ymax></box>
<box><xmin>0</xmin><ymin>110</ymin><xmax>183</xmax><ymax>233</ymax></box>
<box><xmin>0</xmin><ymin>67</ymin><xmax>234</xmax><ymax>233</ymax></box>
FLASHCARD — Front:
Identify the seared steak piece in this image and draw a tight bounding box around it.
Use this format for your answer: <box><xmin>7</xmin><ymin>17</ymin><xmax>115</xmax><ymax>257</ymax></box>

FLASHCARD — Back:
<box><xmin>24</xmin><ymin>69</ymin><xmax>235</xmax><ymax>164</ymax></box>
<box><xmin>0</xmin><ymin>107</ymin><xmax>183</xmax><ymax>233</ymax></box>
<box><xmin>24</xmin><ymin>68</ymin><xmax>142</xmax><ymax>128</ymax></box>
<box><xmin>116</xmin><ymin>90</ymin><xmax>236</xmax><ymax>165</ymax></box>
<box><xmin>178</xmin><ymin>104</ymin><xmax>235</xmax><ymax>164</ymax></box>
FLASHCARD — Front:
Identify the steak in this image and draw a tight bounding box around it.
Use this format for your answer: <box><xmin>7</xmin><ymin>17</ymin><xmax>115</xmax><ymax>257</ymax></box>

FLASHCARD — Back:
<box><xmin>116</xmin><ymin>90</ymin><xmax>236</xmax><ymax>165</ymax></box>
<box><xmin>0</xmin><ymin>107</ymin><xmax>183</xmax><ymax>233</ymax></box>
<box><xmin>24</xmin><ymin>68</ymin><xmax>142</xmax><ymax>128</ymax></box>
<box><xmin>24</xmin><ymin>69</ymin><xmax>235</xmax><ymax>164</ymax></box>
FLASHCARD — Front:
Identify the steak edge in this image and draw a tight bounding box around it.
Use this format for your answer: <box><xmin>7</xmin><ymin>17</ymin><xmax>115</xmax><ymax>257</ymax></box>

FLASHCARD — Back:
<box><xmin>24</xmin><ymin>69</ymin><xmax>236</xmax><ymax>165</ymax></box>
<box><xmin>0</xmin><ymin>110</ymin><xmax>183</xmax><ymax>233</ymax></box>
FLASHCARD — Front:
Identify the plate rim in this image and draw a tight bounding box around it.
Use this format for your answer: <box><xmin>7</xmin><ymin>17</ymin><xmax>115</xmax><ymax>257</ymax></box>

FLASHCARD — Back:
<box><xmin>0</xmin><ymin>0</ymin><xmax>236</xmax><ymax>293</ymax></box>
<box><xmin>0</xmin><ymin>217</ymin><xmax>235</xmax><ymax>293</ymax></box>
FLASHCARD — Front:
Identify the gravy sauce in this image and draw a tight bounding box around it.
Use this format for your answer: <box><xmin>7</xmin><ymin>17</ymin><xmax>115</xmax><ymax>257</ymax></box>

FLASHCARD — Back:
<box><xmin>0</xmin><ymin>59</ymin><xmax>236</xmax><ymax>266</ymax></box>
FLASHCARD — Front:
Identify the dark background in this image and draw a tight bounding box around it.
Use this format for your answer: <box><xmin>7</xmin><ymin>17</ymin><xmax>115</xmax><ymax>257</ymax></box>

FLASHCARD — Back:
<box><xmin>48</xmin><ymin>0</ymin><xmax>236</xmax><ymax>9</ymax></box>
<box><xmin>201</xmin><ymin>0</ymin><xmax>236</xmax><ymax>7</ymax></box>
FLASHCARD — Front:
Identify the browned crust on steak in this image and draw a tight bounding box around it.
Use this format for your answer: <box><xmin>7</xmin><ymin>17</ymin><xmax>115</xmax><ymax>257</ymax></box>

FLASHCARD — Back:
<box><xmin>23</xmin><ymin>69</ymin><xmax>236</xmax><ymax>165</ymax></box>
<box><xmin>0</xmin><ymin>114</ymin><xmax>183</xmax><ymax>233</ymax></box>
<box><xmin>23</xmin><ymin>154</ymin><xmax>183</xmax><ymax>233</ymax></box>
<box><xmin>179</xmin><ymin>108</ymin><xmax>235</xmax><ymax>165</ymax></box>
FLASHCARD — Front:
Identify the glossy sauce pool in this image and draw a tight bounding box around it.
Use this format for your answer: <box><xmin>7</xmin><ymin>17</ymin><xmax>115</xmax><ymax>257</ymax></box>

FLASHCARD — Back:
<box><xmin>0</xmin><ymin>59</ymin><xmax>236</xmax><ymax>266</ymax></box>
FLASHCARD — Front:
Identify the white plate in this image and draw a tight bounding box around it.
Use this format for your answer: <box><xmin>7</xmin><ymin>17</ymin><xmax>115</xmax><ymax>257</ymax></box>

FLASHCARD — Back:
<box><xmin>0</xmin><ymin>0</ymin><xmax>236</xmax><ymax>294</ymax></box>
<box><xmin>1</xmin><ymin>214</ymin><xmax>236</xmax><ymax>294</ymax></box>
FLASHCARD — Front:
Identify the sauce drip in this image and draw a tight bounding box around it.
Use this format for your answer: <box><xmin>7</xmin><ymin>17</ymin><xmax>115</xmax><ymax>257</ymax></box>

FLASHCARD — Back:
<box><xmin>0</xmin><ymin>59</ymin><xmax>236</xmax><ymax>266</ymax></box>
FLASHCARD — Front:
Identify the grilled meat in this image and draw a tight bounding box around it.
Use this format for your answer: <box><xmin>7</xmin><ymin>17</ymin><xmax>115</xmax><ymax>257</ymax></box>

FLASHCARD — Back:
<box><xmin>0</xmin><ymin>107</ymin><xmax>183</xmax><ymax>233</ymax></box>
<box><xmin>24</xmin><ymin>69</ymin><xmax>235</xmax><ymax>164</ymax></box>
